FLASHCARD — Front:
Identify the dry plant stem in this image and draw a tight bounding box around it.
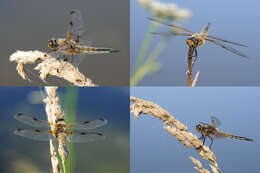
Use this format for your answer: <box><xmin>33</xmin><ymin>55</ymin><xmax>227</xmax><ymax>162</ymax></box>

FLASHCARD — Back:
<box><xmin>43</xmin><ymin>87</ymin><xmax>67</xmax><ymax>173</ymax></box>
<box><xmin>192</xmin><ymin>71</ymin><xmax>200</xmax><ymax>87</ymax></box>
<box><xmin>186</xmin><ymin>46</ymin><xmax>193</xmax><ymax>86</ymax></box>
<box><xmin>130</xmin><ymin>96</ymin><xmax>221</xmax><ymax>173</ymax></box>
<box><xmin>10</xmin><ymin>50</ymin><xmax>97</xmax><ymax>86</ymax></box>
<box><xmin>189</xmin><ymin>156</ymin><xmax>211</xmax><ymax>173</ymax></box>
<box><xmin>43</xmin><ymin>87</ymin><xmax>61</xmax><ymax>173</ymax></box>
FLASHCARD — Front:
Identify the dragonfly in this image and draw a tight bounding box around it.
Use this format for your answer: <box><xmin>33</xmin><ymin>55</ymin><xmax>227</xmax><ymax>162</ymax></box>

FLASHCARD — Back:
<box><xmin>48</xmin><ymin>10</ymin><xmax>119</xmax><ymax>67</ymax></box>
<box><xmin>14</xmin><ymin>113</ymin><xmax>108</xmax><ymax>144</ymax></box>
<box><xmin>196</xmin><ymin>116</ymin><xmax>253</xmax><ymax>149</ymax></box>
<box><xmin>148</xmin><ymin>18</ymin><xmax>248</xmax><ymax>62</ymax></box>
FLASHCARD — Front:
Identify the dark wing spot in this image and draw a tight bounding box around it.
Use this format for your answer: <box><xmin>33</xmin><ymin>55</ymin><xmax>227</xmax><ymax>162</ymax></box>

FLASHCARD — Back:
<box><xmin>97</xmin><ymin>133</ymin><xmax>103</xmax><ymax>136</ymax></box>
<box><xmin>80</xmin><ymin>132</ymin><xmax>87</xmax><ymax>135</ymax></box>
<box><xmin>70</xmin><ymin>10</ymin><xmax>75</xmax><ymax>14</ymax></box>
<box><xmin>99</xmin><ymin>118</ymin><xmax>105</xmax><ymax>121</ymax></box>
<box><xmin>84</xmin><ymin>121</ymin><xmax>90</xmax><ymax>124</ymax></box>
<box><xmin>35</xmin><ymin>129</ymin><xmax>41</xmax><ymax>132</ymax></box>
<box><xmin>69</xmin><ymin>21</ymin><xmax>73</xmax><ymax>26</ymax></box>
<box><xmin>16</xmin><ymin>128</ymin><xmax>22</xmax><ymax>131</ymax></box>
<box><xmin>57</xmin><ymin>118</ymin><xmax>64</xmax><ymax>122</ymax></box>
<box><xmin>33</xmin><ymin>117</ymin><xmax>39</xmax><ymax>121</ymax></box>
<box><xmin>75</xmin><ymin>35</ymin><xmax>80</xmax><ymax>43</ymax></box>
<box><xmin>16</xmin><ymin>113</ymin><xmax>23</xmax><ymax>116</ymax></box>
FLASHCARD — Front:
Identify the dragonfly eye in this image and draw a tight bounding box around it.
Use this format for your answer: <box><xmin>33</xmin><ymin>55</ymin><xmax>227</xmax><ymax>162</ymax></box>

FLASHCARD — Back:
<box><xmin>195</xmin><ymin>124</ymin><xmax>202</xmax><ymax>132</ymax></box>
<box><xmin>48</xmin><ymin>38</ymin><xmax>58</xmax><ymax>50</ymax></box>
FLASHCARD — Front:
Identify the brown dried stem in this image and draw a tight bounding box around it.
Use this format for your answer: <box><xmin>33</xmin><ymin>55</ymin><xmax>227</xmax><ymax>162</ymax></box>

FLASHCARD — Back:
<box><xmin>186</xmin><ymin>47</ymin><xmax>200</xmax><ymax>87</ymax></box>
<box><xmin>192</xmin><ymin>71</ymin><xmax>200</xmax><ymax>87</ymax></box>
<box><xmin>130</xmin><ymin>96</ymin><xmax>221</xmax><ymax>173</ymax></box>
<box><xmin>43</xmin><ymin>87</ymin><xmax>67</xmax><ymax>173</ymax></box>
<box><xmin>186</xmin><ymin>46</ymin><xmax>193</xmax><ymax>86</ymax></box>
<box><xmin>10</xmin><ymin>50</ymin><xmax>97</xmax><ymax>86</ymax></box>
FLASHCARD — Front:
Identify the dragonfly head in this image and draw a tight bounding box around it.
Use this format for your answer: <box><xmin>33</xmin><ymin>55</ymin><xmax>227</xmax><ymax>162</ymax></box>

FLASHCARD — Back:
<box><xmin>186</xmin><ymin>35</ymin><xmax>205</xmax><ymax>47</ymax></box>
<box><xmin>48</xmin><ymin>38</ymin><xmax>58</xmax><ymax>51</ymax></box>
<box><xmin>195</xmin><ymin>124</ymin><xmax>203</xmax><ymax>133</ymax></box>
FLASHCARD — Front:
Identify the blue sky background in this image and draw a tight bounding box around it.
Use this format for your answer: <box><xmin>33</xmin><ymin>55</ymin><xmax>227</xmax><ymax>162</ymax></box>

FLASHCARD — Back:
<box><xmin>0</xmin><ymin>87</ymin><xmax>129</xmax><ymax>173</ymax></box>
<box><xmin>131</xmin><ymin>87</ymin><xmax>260</xmax><ymax>173</ymax></box>
<box><xmin>131</xmin><ymin>0</ymin><xmax>260</xmax><ymax>85</ymax></box>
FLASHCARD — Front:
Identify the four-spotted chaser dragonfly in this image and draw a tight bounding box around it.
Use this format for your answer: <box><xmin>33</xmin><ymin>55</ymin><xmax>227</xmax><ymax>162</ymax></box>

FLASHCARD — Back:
<box><xmin>196</xmin><ymin>116</ymin><xmax>253</xmax><ymax>149</ymax></box>
<box><xmin>48</xmin><ymin>10</ymin><xmax>119</xmax><ymax>67</ymax></box>
<box><xmin>148</xmin><ymin>18</ymin><xmax>248</xmax><ymax>62</ymax></box>
<box><xmin>14</xmin><ymin>113</ymin><xmax>107</xmax><ymax>143</ymax></box>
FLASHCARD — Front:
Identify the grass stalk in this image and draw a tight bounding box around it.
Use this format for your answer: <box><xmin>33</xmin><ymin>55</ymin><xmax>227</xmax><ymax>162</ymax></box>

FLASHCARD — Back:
<box><xmin>131</xmin><ymin>36</ymin><xmax>167</xmax><ymax>86</ymax></box>
<box><xmin>133</xmin><ymin>22</ymin><xmax>159</xmax><ymax>73</ymax></box>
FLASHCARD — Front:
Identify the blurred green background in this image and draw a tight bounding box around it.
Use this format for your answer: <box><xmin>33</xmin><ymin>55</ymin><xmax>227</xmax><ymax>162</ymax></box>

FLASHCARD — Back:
<box><xmin>0</xmin><ymin>0</ymin><xmax>129</xmax><ymax>86</ymax></box>
<box><xmin>0</xmin><ymin>87</ymin><xmax>129</xmax><ymax>173</ymax></box>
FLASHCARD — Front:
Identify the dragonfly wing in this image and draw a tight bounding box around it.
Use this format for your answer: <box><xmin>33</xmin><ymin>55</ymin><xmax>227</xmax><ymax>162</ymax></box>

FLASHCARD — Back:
<box><xmin>210</xmin><ymin>116</ymin><xmax>221</xmax><ymax>127</ymax></box>
<box><xmin>14</xmin><ymin>129</ymin><xmax>55</xmax><ymax>141</ymax></box>
<box><xmin>68</xmin><ymin>10</ymin><xmax>84</xmax><ymax>41</ymax></box>
<box><xmin>66</xmin><ymin>118</ymin><xmax>108</xmax><ymax>130</ymax></box>
<box><xmin>206</xmin><ymin>38</ymin><xmax>248</xmax><ymax>58</ymax></box>
<box><xmin>200</xmin><ymin>23</ymin><xmax>211</xmax><ymax>36</ymax></box>
<box><xmin>49</xmin><ymin>51</ymin><xmax>84</xmax><ymax>67</ymax></box>
<box><xmin>210</xmin><ymin>130</ymin><xmax>228</xmax><ymax>139</ymax></box>
<box><xmin>148</xmin><ymin>17</ymin><xmax>195</xmax><ymax>34</ymax></box>
<box><xmin>14</xmin><ymin>113</ymin><xmax>50</xmax><ymax>128</ymax></box>
<box><xmin>49</xmin><ymin>51</ymin><xmax>71</xmax><ymax>61</ymax></box>
<box><xmin>67</xmin><ymin>10</ymin><xmax>91</xmax><ymax>45</ymax></box>
<box><xmin>199</xmin><ymin>122</ymin><xmax>210</xmax><ymax>126</ymax></box>
<box><xmin>68</xmin><ymin>53</ymin><xmax>86</xmax><ymax>67</ymax></box>
<box><xmin>67</xmin><ymin>131</ymin><xmax>105</xmax><ymax>143</ymax></box>
<box><xmin>151</xmin><ymin>31</ymin><xmax>192</xmax><ymax>37</ymax></box>
<box><xmin>206</xmin><ymin>35</ymin><xmax>248</xmax><ymax>47</ymax></box>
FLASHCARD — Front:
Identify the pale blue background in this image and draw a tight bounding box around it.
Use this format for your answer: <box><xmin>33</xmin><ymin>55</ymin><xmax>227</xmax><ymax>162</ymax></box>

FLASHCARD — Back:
<box><xmin>131</xmin><ymin>87</ymin><xmax>259</xmax><ymax>173</ymax></box>
<box><xmin>131</xmin><ymin>0</ymin><xmax>260</xmax><ymax>85</ymax></box>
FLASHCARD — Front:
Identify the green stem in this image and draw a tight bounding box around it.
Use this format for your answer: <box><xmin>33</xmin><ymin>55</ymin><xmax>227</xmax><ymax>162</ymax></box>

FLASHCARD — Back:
<box><xmin>131</xmin><ymin>37</ymin><xmax>168</xmax><ymax>86</ymax></box>
<box><xmin>133</xmin><ymin>22</ymin><xmax>159</xmax><ymax>73</ymax></box>
<box><xmin>64</xmin><ymin>87</ymin><xmax>78</xmax><ymax>173</ymax></box>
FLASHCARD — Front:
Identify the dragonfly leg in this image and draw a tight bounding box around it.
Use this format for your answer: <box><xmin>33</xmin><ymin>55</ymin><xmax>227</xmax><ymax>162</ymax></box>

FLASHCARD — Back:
<box><xmin>207</xmin><ymin>135</ymin><xmax>214</xmax><ymax>149</ymax></box>
<box><xmin>198</xmin><ymin>134</ymin><xmax>204</xmax><ymax>140</ymax></box>
<box><xmin>191</xmin><ymin>47</ymin><xmax>199</xmax><ymax>68</ymax></box>
<box><xmin>195</xmin><ymin>135</ymin><xmax>207</xmax><ymax>151</ymax></box>
<box><xmin>202</xmin><ymin>135</ymin><xmax>206</xmax><ymax>147</ymax></box>
<box><xmin>192</xmin><ymin>48</ymin><xmax>198</xmax><ymax>63</ymax></box>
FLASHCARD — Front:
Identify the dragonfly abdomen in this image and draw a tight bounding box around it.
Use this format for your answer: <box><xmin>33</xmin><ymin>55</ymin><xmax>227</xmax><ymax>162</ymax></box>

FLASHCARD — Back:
<box><xmin>225</xmin><ymin>133</ymin><xmax>253</xmax><ymax>141</ymax></box>
<box><xmin>78</xmin><ymin>46</ymin><xmax>119</xmax><ymax>54</ymax></box>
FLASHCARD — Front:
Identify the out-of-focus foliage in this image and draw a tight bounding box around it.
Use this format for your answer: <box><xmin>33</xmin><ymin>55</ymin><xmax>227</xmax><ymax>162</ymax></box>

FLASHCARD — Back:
<box><xmin>131</xmin><ymin>0</ymin><xmax>191</xmax><ymax>86</ymax></box>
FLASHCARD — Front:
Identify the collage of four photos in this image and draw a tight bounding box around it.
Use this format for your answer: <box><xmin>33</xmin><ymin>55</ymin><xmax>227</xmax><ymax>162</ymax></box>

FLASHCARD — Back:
<box><xmin>0</xmin><ymin>0</ymin><xmax>259</xmax><ymax>173</ymax></box>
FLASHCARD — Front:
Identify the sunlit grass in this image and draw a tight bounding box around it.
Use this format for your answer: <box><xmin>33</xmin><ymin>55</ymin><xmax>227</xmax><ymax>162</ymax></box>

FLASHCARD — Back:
<box><xmin>63</xmin><ymin>87</ymin><xmax>78</xmax><ymax>173</ymax></box>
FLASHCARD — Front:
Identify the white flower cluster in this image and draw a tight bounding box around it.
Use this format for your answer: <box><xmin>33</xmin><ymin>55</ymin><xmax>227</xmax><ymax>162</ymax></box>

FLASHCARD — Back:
<box><xmin>137</xmin><ymin>0</ymin><xmax>191</xmax><ymax>20</ymax></box>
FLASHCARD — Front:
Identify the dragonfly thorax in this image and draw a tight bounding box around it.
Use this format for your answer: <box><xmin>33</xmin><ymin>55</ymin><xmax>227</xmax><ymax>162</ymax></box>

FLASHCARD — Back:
<box><xmin>196</xmin><ymin>123</ymin><xmax>217</xmax><ymax>136</ymax></box>
<box><xmin>55</xmin><ymin>118</ymin><xmax>66</xmax><ymax>127</ymax></box>
<box><xmin>186</xmin><ymin>34</ymin><xmax>206</xmax><ymax>48</ymax></box>
<box><xmin>48</xmin><ymin>38</ymin><xmax>69</xmax><ymax>51</ymax></box>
